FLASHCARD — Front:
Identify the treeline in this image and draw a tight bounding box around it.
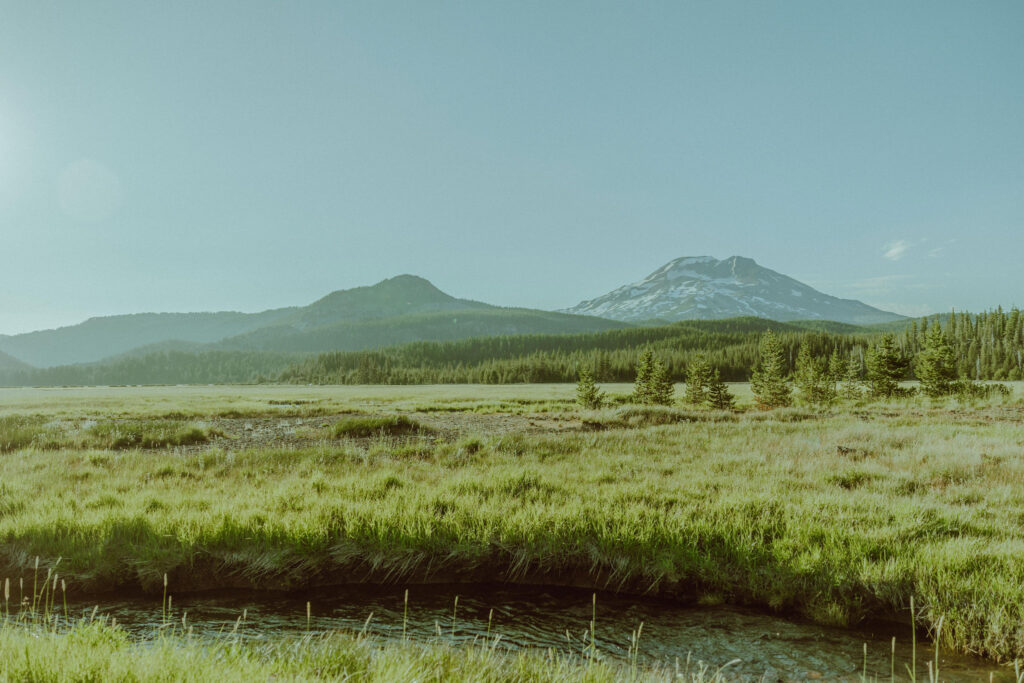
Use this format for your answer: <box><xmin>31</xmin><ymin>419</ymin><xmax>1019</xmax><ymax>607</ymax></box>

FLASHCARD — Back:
<box><xmin>3</xmin><ymin>310</ymin><xmax>1021</xmax><ymax>387</ymax></box>
<box><xmin>282</xmin><ymin>309</ymin><xmax>1024</xmax><ymax>385</ymax></box>
<box><xmin>280</xmin><ymin>318</ymin><xmax>878</xmax><ymax>384</ymax></box>
<box><xmin>893</xmin><ymin>308</ymin><xmax>1024</xmax><ymax>380</ymax></box>
<box><xmin>0</xmin><ymin>351</ymin><xmax>301</xmax><ymax>387</ymax></box>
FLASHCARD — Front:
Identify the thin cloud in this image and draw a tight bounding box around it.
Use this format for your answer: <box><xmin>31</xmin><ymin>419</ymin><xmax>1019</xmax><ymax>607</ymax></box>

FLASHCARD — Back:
<box><xmin>927</xmin><ymin>239</ymin><xmax>958</xmax><ymax>258</ymax></box>
<box><xmin>883</xmin><ymin>240</ymin><xmax>912</xmax><ymax>261</ymax></box>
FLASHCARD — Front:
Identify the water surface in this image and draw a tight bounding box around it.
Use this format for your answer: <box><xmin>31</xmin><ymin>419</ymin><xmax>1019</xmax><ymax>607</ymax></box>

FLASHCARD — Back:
<box><xmin>66</xmin><ymin>584</ymin><xmax>1012</xmax><ymax>682</ymax></box>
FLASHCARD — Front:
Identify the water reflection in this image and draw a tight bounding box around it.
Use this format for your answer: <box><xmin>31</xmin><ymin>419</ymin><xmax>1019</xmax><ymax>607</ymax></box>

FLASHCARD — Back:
<box><xmin>64</xmin><ymin>584</ymin><xmax>1011</xmax><ymax>682</ymax></box>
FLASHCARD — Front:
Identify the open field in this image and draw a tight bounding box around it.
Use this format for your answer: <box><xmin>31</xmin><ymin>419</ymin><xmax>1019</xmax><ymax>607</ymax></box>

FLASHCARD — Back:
<box><xmin>2</xmin><ymin>381</ymin><xmax>1020</xmax><ymax>417</ymax></box>
<box><xmin>1</xmin><ymin>384</ymin><xmax>1024</xmax><ymax>675</ymax></box>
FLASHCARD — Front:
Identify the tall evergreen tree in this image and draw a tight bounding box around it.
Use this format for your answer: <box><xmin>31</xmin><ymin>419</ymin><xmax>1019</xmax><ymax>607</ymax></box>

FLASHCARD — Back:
<box><xmin>793</xmin><ymin>340</ymin><xmax>835</xmax><ymax>406</ymax></box>
<box><xmin>648</xmin><ymin>357</ymin><xmax>675</xmax><ymax>406</ymax></box>
<box><xmin>706</xmin><ymin>369</ymin><xmax>736</xmax><ymax>410</ymax></box>
<box><xmin>840</xmin><ymin>352</ymin><xmax>865</xmax><ymax>401</ymax></box>
<box><xmin>751</xmin><ymin>330</ymin><xmax>792</xmax><ymax>409</ymax></box>
<box><xmin>632</xmin><ymin>349</ymin><xmax>655</xmax><ymax>404</ymax></box>
<box><xmin>865</xmin><ymin>333</ymin><xmax>909</xmax><ymax>398</ymax></box>
<box><xmin>915</xmin><ymin>324</ymin><xmax>956</xmax><ymax>398</ymax></box>
<box><xmin>827</xmin><ymin>349</ymin><xmax>845</xmax><ymax>384</ymax></box>
<box><xmin>575</xmin><ymin>367</ymin><xmax>605</xmax><ymax>409</ymax></box>
<box><xmin>684</xmin><ymin>355</ymin><xmax>713</xmax><ymax>405</ymax></box>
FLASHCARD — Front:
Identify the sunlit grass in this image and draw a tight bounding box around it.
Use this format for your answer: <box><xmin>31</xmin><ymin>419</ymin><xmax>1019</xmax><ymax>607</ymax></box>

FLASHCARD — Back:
<box><xmin>0</xmin><ymin>617</ymin><xmax>715</xmax><ymax>682</ymax></box>
<box><xmin>332</xmin><ymin>415</ymin><xmax>433</xmax><ymax>438</ymax></box>
<box><xmin>1</xmin><ymin>384</ymin><xmax>1023</xmax><ymax>664</ymax></box>
<box><xmin>0</xmin><ymin>415</ymin><xmax>219</xmax><ymax>451</ymax></box>
<box><xmin>0</xmin><ymin>567</ymin><xmax>722</xmax><ymax>682</ymax></box>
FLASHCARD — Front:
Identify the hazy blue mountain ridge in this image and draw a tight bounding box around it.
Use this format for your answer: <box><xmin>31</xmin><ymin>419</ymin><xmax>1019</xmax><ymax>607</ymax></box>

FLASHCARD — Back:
<box><xmin>0</xmin><ymin>275</ymin><xmax>627</xmax><ymax>367</ymax></box>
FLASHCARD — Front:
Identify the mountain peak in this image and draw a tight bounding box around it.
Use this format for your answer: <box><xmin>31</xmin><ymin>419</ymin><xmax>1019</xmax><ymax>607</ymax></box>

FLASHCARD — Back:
<box><xmin>564</xmin><ymin>255</ymin><xmax>904</xmax><ymax>325</ymax></box>
<box><xmin>298</xmin><ymin>274</ymin><xmax>493</xmax><ymax>328</ymax></box>
<box><xmin>375</xmin><ymin>274</ymin><xmax>438</xmax><ymax>289</ymax></box>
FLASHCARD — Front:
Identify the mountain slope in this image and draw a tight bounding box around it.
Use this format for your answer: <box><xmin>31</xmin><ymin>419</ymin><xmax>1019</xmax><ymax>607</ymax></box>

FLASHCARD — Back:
<box><xmin>564</xmin><ymin>256</ymin><xmax>905</xmax><ymax>325</ymax></box>
<box><xmin>284</xmin><ymin>275</ymin><xmax>495</xmax><ymax>329</ymax></box>
<box><xmin>0</xmin><ymin>308</ymin><xmax>298</xmax><ymax>368</ymax></box>
<box><xmin>0</xmin><ymin>350</ymin><xmax>32</xmax><ymax>373</ymax></box>
<box><xmin>0</xmin><ymin>275</ymin><xmax>628</xmax><ymax>367</ymax></box>
<box><xmin>213</xmin><ymin>308</ymin><xmax>630</xmax><ymax>354</ymax></box>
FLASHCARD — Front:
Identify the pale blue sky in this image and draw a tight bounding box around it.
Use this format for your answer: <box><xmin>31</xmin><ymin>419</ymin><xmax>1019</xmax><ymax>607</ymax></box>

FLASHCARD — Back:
<box><xmin>1</xmin><ymin>1</ymin><xmax>1022</xmax><ymax>334</ymax></box>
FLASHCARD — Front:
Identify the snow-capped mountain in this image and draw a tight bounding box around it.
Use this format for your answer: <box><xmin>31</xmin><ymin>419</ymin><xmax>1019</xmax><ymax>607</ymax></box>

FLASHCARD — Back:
<box><xmin>563</xmin><ymin>256</ymin><xmax>904</xmax><ymax>325</ymax></box>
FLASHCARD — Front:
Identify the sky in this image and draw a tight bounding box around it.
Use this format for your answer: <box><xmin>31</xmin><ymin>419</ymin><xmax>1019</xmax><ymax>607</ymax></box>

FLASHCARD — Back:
<box><xmin>1</xmin><ymin>1</ymin><xmax>1022</xmax><ymax>334</ymax></box>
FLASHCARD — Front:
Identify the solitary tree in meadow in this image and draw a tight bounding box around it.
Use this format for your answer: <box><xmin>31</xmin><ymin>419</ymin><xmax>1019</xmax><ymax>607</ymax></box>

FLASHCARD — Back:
<box><xmin>632</xmin><ymin>349</ymin><xmax>654</xmax><ymax>404</ymax></box>
<box><xmin>750</xmin><ymin>330</ymin><xmax>792</xmax><ymax>409</ymax></box>
<box><xmin>706</xmin><ymin>369</ymin><xmax>736</xmax><ymax>410</ymax></box>
<box><xmin>793</xmin><ymin>340</ymin><xmax>836</xmax><ymax>406</ymax></box>
<box><xmin>916</xmin><ymin>324</ymin><xmax>956</xmax><ymax>397</ymax></box>
<box><xmin>840</xmin><ymin>351</ymin><xmax>865</xmax><ymax>401</ymax></box>
<box><xmin>684</xmin><ymin>355</ymin><xmax>713</xmax><ymax>405</ymax></box>
<box><xmin>647</xmin><ymin>357</ymin><xmax>675</xmax><ymax>406</ymax></box>
<box><xmin>865</xmin><ymin>334</ymin><xmax>909</xmax><ymax>398</ymax></box>
<box><xmin>575</xmin><ymin>367</ymin><xmax>605</xmax><ymax>409</ymax></box>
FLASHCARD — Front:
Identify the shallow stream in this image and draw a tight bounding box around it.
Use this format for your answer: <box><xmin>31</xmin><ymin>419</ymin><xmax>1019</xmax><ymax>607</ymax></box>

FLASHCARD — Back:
<box><xmin>65</xmin><ymin>584</ymin><xmax>1013</xmax><ymax>682</ymax></box>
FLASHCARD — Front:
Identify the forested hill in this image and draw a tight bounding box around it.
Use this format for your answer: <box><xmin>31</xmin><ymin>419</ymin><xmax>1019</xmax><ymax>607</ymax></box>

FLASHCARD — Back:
<box><xmin>0</xmin><ymin>351</ymin><xmax>302</xmax><ymax>387</ymax></box>
<box><xmin>2</xmin><ymin>310</ymin><xmax>1021</xmax><ymax>387</ymax></box>
<box><xmin>279</xmin><ymin>317</ymin><xmax>877</xmax><ymax>384</ymax></box>
<box><xmin>281</xmin><ymin>309</ymin><xmax>1024</xmax><ymax>385</ymax></box>
<box><xmin>210</xmin><ymin>308</ymin><xmax>631</xmax><ymax>353</ymax></box>
<box><xmin>0</xmin><ymin>350</ymin><xmax>31</xmax><ymax>373</ymax></box>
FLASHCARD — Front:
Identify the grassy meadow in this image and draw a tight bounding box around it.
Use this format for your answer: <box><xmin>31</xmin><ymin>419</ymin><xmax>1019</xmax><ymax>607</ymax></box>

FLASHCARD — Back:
<box><xmin>1</xmin><ymin>383</ymin><xmax>1023</xmax><ymax>678</ymax></box>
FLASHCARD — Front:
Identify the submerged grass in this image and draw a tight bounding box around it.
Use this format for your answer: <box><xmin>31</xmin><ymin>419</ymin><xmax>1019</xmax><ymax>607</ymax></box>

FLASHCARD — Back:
<box><xmin>0</xmin><ymin>572</ymin><xmax>721</xmax><ymax>682</ymax></box>
<box><xmin>0</xmin><ymin>619</ymin><xmax>718</xmax><ymax>682</ymax></box>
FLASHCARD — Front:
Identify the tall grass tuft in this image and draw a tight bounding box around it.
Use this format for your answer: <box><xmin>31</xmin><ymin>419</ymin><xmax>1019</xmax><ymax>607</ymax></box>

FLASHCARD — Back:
<box><xmin>332</xmin><ymin>415</ymin><xmax>433</xmax><ymax>438</ymax></box>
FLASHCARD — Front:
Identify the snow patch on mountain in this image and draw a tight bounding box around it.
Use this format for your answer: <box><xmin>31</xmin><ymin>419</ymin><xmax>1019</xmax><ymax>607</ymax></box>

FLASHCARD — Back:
<box><xmin>563</xmin><ymin>256</ymin><xmax>904</xmax><ymax>325</ymax></box>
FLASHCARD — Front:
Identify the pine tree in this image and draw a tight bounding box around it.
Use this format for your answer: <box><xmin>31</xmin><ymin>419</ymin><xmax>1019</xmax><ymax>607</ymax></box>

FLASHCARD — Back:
<box><xmin>575</xmin><ymin>367</ymin><xmax>605</xmax><ymax>409</ymax></box>
<box><xmin>648</xmin><ymin>358</ymin><xmax>675</xmax><ymax>406</ymax></box>
<box><xmin>915</xmin><ymin>324</ymin><xmax>957</xmax><ymax>398</ymax></box>
<box><xmin>827</xmin><ymin>349</ymin><xmax>845</xmax><ymax>384</ymax></box>
<box><xmin>793</xmin><ymin>340</ymin><xmax>834</xmax><ymax>406</ymax></box>
<box><xmin>706</xmin><ymin>369</ymin><xmax>736</xmax><ymax>410</ymax></box>
<box><xmin>632</xmin><ymin>349</ymin><xmax>654</xmax><ymax>404</ymax></box>
<box><xmin>793</xmin><ymin>340</ymin><xmax>814</xmax><ymax>401</ymax></box>
<box><xmin>684</xmin><ymin>355</ymin><xmax>713</xmax><ymax>405</ymax></box>
<box><xmin>865</xmin><ymin>333</ymin><xmax>909</xmax><ymax>398</ymax></box>
<box><xmin>840</xmin><ymin>352</ymin><xmax>864</xmax><ymax>401</ymax></box>
<box><xmin>750</xmin><ymin>330</ymin><xmax>792</xmax><ymax>409</ymax></box>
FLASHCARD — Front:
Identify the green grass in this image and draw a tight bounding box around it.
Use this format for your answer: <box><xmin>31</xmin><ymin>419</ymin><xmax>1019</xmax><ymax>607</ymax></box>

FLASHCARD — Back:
<box><xmin>85</xmin><ymin>420</ymin><xmax>218</xmax><ymax>449</ymax></box>
<box><xmin>0</xmin><ymin>381</ymin><xmax>1019</xmax><ymax>418</ymax></box>
<box><xmin>0</xmin><ymin>415</ymin><xmax>50</xmax><ymax>453</ymax></box>
<box><xmin>0</xmin><ymin>619</ymin><xmax>711</xmax><ymax>682</ymax></box>
<box><xmin>1</xmin><ymin>385</ymin><xmax>1024</xmax><ymax>665</ymax></box>
<box><xmin>0</xmin><ymin>416</ymin><xmax>218</xmax><ymax>451</ymax></box>
<box><xmin>332</xmin><ymin>415</ymin><xmax>433</xmax><ymax>438</ymax></box>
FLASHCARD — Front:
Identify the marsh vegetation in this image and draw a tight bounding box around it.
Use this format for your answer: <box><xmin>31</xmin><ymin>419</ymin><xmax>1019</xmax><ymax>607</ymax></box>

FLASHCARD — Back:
<box><xmin>0</xmin><ymin>383</ymin><xmax>1022</xmax><ymax>679</ymax></box>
